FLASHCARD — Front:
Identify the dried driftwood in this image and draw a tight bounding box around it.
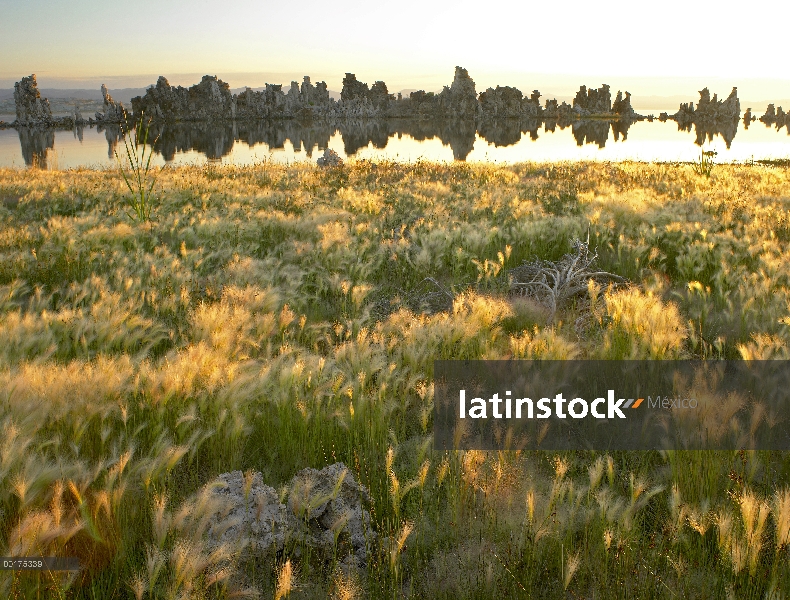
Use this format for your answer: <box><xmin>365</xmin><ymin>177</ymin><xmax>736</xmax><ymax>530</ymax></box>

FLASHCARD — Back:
<box><xmin>508</xmin><ymin>239</ymin><xmax>625</xmax><ymax>320</ymax></box>
<box><xmin>372</xmin><ymin>239</ymin><xmax>625</xmax><ymax>321</ymax></box>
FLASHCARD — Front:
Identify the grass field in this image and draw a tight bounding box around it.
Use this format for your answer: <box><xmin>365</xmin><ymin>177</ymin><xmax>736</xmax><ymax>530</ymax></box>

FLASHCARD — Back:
<box><xmin>2</xmin><ymin>158</ymin><xmax>790</xmax><ymax>598</ymax></box>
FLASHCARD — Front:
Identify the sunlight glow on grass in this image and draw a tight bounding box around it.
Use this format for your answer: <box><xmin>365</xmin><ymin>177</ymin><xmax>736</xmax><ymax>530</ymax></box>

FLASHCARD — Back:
<box><xmin>2</xmin><ymin>159</ymin><xmax>790</xmax><ymax>596</ymax></box>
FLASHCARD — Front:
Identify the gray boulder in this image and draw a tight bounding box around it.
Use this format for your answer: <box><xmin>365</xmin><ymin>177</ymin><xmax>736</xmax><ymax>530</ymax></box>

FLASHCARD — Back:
<box><xmin>317</xmin><ymin>148</ymin><xmax>344</xmax><ymax>167</ymax></box>
<box><xmin>205</xmin><ymin>463</ymin><xmax>375</xmax><ymax>570</ymax></box>
<box><xmin>209</xmin><ymin>470</ymin><xmax>298</xmax><ymax>559</ymax></box>
<box><xmin>288</xmin><ymin>462</ymin><xmax>375</xmax><ymax>568</ymax></box>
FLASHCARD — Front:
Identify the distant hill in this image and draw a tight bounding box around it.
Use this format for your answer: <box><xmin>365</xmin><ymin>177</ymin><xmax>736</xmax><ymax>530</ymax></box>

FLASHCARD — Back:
<box><xmin>743</xmin><ymin>99</ymin><xmax>790</xmax><ymax>111</ymax></box>
<box><xmin>1</xmin><ymin>86</ymin><xmax>342</xmax><ymax>104</ymax></box>
<box><xmin>0</xmin><ymin>88</ymin><xmax>149</xmax><ymax>104</ymax></box>
<box><xmin>633</xmin><ymin>95</ymin><xmax>790</xmax><ymax>112</ymax></box>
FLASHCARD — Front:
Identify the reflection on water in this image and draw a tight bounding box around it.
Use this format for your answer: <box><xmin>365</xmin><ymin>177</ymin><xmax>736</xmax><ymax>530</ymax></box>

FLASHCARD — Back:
<box><xmin>479</xmin><ymin>118</ymin><xmax>540</xmax><ymax>147</ymax></box>
<box><xmin>5</xmin><ymin>115</ymin><xmax>790</xmax><ymax>169</ymax></box>
<box><xmin>17</xmin><ymin>127</ymin><xmax>55</xmax><ymax>167</ymax></box>
<box><xmin>674</xmin><ymin>119</ymin><xmax>739</xmax><ymax>149</ymax></box>
<box><xmin>63</xmin><ymin>118</ymin><xmax>636</xmax><ymax>164</ymax></box>
<box><xmin>573</xmin><ymin>120</ymin><xmax>614</xmax><ymax>148</ymax></box>
<box><xmin>99</xmin><ymin>124</ymin><xmax>118</xmax><ymax>159</ymax></box>
<box><xmin>89</xmin><ymin>119</ymin><xmax>489</xmax><ymax>164</ymax></box>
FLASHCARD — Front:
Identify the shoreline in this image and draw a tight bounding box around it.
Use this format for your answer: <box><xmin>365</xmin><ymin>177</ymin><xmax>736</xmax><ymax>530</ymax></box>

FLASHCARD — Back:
<box><xmin>2</xmin><ymin>157</ymin><xmax>789</xmax><ymax>173</ymax></box>
<box><xmin>0</xmin><ymin>112</ymin><xmax>652</xmax><ymax>131</ymax></box>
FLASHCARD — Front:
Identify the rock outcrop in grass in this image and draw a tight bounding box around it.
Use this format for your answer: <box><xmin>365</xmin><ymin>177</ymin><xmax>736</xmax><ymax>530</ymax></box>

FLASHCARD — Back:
<box><xmin>208</xmin><ymin>463</ymin><xmax>376</xmax><ymax>571</ymax></box>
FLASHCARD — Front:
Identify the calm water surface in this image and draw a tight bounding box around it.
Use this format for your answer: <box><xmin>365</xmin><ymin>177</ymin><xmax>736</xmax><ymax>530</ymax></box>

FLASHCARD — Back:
<box><xmin>1</xmin><ymin>110</ymin><xmax>789</xmax><ymax>169</ymax></box>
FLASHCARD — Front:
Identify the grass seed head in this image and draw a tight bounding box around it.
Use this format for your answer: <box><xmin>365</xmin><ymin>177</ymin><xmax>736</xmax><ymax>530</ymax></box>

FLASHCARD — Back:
<box><xmin>274</xmin><ymin>559</ymin><xmax>295</xmax><ymax>600</ymax></box>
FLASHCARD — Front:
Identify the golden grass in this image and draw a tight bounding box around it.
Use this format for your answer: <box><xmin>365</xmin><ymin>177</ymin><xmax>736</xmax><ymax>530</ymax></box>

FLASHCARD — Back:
<box><xmin>2</xmin><ymin>159</ymin><xmax>790</xmax><ymax>597</ymax></box>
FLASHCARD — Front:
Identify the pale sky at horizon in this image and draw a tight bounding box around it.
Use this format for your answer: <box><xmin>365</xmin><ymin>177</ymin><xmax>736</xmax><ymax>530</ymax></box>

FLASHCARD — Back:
<box><xmin>2</xmin><ymin>0</ymin><xmax>790</xmax><ymax>101</ymax></box>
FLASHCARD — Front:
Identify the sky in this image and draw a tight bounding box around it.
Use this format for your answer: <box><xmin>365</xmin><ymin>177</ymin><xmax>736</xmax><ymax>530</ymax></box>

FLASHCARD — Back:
<box><xmin>2</xmin><ymin>0</ymin><xmax>790</xmax><ymax>103</ymax></box>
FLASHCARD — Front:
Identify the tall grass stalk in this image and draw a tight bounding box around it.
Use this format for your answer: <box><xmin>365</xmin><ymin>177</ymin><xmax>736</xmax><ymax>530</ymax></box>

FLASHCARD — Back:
<box><xmin>692</xmin><ymin>149</ymin><xmax>717</xmax><ymax>177</ymax></box>
<box><xmin>116</xmin><ymin>111</ymin><xmax>160</xmax><ymax>222</ymax></box>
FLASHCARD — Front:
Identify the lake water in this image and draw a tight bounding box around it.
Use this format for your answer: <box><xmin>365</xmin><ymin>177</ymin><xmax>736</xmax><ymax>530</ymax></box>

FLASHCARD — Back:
<box><xmin>1</xmin><ymin>110</ymin><xmax>789</xmax><ymax>169</ymax></box>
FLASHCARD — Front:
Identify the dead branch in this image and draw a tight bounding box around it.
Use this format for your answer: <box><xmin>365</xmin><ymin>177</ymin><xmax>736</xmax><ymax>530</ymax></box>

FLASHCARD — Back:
<box><xmin>508</xmin><ymin>238</ymin><xmax>626</xmax><ymax>320</ymax></box>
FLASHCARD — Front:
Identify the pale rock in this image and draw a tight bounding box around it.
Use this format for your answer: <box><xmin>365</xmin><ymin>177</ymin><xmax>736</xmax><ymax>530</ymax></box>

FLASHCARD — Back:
<box><xmin>13</xmin><ymin>74</ymin><xmax>53</xmax><ymax>125</ymax></box>
<box><xmin>204</xmin><ymin>463</ymin><xmax>375</xmax><ymax>570</ymax></box>
<box><xmin>317</xmin><ymin>147</ymin><xmax>344</xmax><ymax>167</ymax></box>
<box><xmin>95</xmin><ymin>84</ymin><xmax>126</xmax><ymax>123</ymax></box>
